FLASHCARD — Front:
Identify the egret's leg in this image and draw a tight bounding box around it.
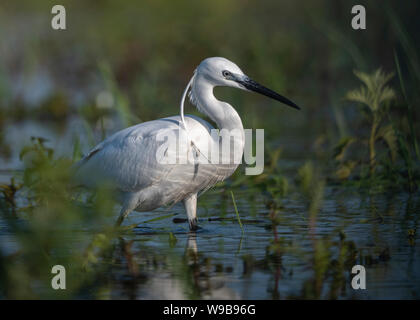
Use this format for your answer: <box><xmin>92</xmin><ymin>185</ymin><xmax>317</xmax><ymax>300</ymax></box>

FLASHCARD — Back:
<box><xmin>115</xmin><ymin>192</ymin><xmax>139</xmax><ymax>226</ymax></box>
<box><xmin>115</xmin><ymin>207</ymin><xmax>132</xmax><ymax>226</ymax></box>
<box><xmin>183</xmin><ymin>193</ymin><xmax>198</xmax><ymax>231</ymax></box>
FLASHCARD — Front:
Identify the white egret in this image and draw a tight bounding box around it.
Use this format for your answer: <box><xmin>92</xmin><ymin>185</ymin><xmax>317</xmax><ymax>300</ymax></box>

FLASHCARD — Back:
<box><xmin>75</xmin><ymin>57</ymin><xmax>300</xmax><ymax>230</ymax></box>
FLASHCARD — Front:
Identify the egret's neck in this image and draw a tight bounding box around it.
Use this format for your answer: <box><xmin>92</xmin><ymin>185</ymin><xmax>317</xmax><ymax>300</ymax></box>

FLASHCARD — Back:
<box><xmin>191</xmin><ymin>75</ymin><xmax>244</xmax><ymax>132</ymax></box>
<box><xmin>189</xmin><ymin>75</ymin><xmax>245</xmax><ymax>165</ymax></box>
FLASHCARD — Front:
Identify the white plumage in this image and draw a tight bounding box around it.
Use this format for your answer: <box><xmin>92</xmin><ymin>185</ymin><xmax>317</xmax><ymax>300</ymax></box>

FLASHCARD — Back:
<box><xmin>75</xmin><ymin>57</ymin><xmax>300</xmax><ymax>230</ymax></box>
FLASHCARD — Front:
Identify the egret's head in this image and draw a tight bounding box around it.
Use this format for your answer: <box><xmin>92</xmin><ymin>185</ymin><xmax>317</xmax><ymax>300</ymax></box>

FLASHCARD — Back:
<box><xmin>196</xmin><ymin>57</ymin><xmax>245</xmax><ymax>89</ymax></box>
<box><xmin>196</xmin><ymin>57</ymin><xmax>300</xmax><ymax>110</ymax></box>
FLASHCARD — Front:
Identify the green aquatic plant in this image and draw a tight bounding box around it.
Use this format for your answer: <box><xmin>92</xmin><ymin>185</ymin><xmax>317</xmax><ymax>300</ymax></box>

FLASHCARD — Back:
<box><xmin>336</xmin><ymin>67</ymin><xmax>420</xmax><ymax>191</ymax></box>
<box><xmin>328</xmin><ymin>67</ymin><xmax>420</xmax><ymax>192</ymax></box>
<box><xmin>346</xmin><ymin>69</ymin><xmax>396</xmax><ymax>176</ymax></box>
<box><xmin>393</xmin><ymin>52</ymin><xmax>419</xmax><ymax>191</ymax></box>
<box><xmin>230</xmin><ymin>190</ymin><xmax>243</xmax><ymax>233</ymax></box>
<box><xmin>297</xmin><ymin>161</ymin><xmax>325</xmax><ymax>221</ymax></box>
<box><xmin>0</xmin><ymin>137</ymin><xmax>121</xmax><ymax>298</ymax></box>
<box><xmin>229</xmin><ymin>146</ymin><xmax>289</xmax><ymax>212</ymax></box>
<box><xmin>0</xmin><ymin>177</ymin><xmax>22</xmax><ymax>211</ymax></box>
<box><xmin>293</xmin><ymin>161</ymin><xmax>363</xmax><ymax>299</ymax></box>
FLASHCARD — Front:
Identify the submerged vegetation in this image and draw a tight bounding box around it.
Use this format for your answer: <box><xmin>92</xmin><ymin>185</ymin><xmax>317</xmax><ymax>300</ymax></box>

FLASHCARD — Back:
<box><xmin>1</xmin><ymin>1</ymin><xmax>420</xmax><ymax>299</ymax></box>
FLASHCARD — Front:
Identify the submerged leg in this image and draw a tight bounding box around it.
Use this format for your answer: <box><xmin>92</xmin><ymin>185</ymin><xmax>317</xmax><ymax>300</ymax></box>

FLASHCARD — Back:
<box><xmin>183</xmin><ymin>193</ymin><xmax>198</xmax><ymax>231</ymax></box>
<box><xmin>115</xmin><ymin>192</ymin><xmax>139</xmax><ymax>226</ymax></box>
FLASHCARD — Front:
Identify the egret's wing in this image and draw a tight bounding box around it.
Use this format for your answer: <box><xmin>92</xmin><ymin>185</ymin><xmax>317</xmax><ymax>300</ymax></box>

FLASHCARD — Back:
<box><xmin>74</xmin><ymin>116</ymin><xmax>219</xmax><ymax>194</ymax></box>
<box><xmin>75</xmin><ymin>118</ymin><xmax>183</xmax><ymax>192</ymax></box>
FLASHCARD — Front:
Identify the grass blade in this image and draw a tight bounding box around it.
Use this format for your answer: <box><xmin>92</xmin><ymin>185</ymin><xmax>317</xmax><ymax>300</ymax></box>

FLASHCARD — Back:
<box><xmin>230</xmin><ymin>190</ymin><xmax>244</xmax><ymax>233</ymax></box>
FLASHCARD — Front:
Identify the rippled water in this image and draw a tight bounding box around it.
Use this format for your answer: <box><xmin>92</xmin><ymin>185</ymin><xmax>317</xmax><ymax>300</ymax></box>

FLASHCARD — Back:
<box><xmin>1</xmin><ymin>121</ymin><xmax>420</xmax><ymax>300</ymax></box>
<box><xmin>1</xmin><ymin>0</ymin><xmax>419</xmax><ymax>300</ymax></box>
<box><xmin>93</xmin><ymin>187</ymin><xmax>418</xmax><ymax>300</ymax></box>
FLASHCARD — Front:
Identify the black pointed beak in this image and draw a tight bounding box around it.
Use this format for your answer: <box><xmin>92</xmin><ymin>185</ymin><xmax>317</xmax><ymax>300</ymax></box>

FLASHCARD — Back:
<box><xmin>235</xmin><ymin>75</ymin><xmax>300</xmax><ymax>110</ymax></box>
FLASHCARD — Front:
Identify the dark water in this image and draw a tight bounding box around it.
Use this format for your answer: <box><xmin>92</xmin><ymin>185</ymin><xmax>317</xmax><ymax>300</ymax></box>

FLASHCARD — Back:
<box><xmin>93</xmin><ymin>188</ymin><xmax>419</xmax><ymax>300</ymax></box>
<box><xmin>1</xmin><ymin>0</ymin><xmax>420</xmax><ymax>300</ymax></box>
<box><xmin>1</xmin><ymin>121</ymin><xmax>420</xmax><ymax>300</ymax></box>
